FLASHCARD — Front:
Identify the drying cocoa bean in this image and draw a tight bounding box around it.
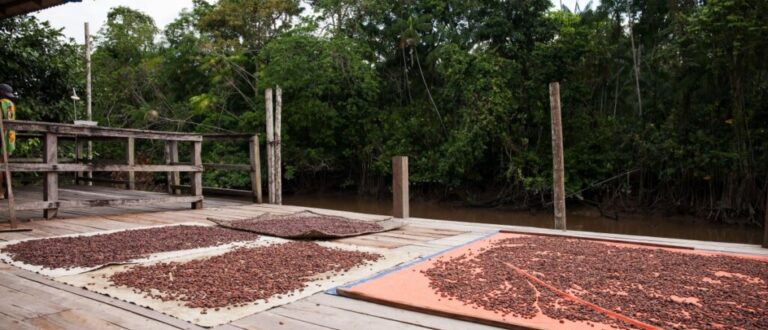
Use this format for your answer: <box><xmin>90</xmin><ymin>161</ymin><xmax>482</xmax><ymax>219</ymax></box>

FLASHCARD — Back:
<box><xmin>109</xmin><ymin>241</ymin><xmax>382</xmax><ymax>309</ymax></box>
<box><xmin>2</xmin><ymin>225</ymin><xmax>260</xmax><ymax>269</ymax></box>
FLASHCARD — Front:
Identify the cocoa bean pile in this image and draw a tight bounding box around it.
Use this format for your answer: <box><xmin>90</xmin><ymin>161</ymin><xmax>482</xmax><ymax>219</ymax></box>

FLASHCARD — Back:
<box><xmin>2</xmin><ymin>225</ymin><xmax>260</xmax><ymax>269</ymax></box>
<box><xmin>109</xmin><ymin>241</ymin><xmax>382</xmax><ymax>310</ymax></box>
<box><xmin>423</xmin><ymin>236</ymin><xmax>768</xmax><ymax>329</ymax></box>
<box><xmin>227</xmin><ymin>214</ymin><xmax>384</xmax><ymax>238</ymax></box>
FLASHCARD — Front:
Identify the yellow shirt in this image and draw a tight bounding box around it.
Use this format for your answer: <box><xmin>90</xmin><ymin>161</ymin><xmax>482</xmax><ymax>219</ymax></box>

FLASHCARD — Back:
<box><xmin>0</xmin><ymin>98</ymin><xmax>16</xmax><ymax>154</ymax></box>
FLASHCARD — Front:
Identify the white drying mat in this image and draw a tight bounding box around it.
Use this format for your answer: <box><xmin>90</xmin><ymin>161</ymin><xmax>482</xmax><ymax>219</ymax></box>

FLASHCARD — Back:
<box><xmin>56</xmin><ymin>239</ymin><xmax>419</xmax><ymax>328</ymax></box>
<box><xmin>0</xmin><ymin>223</ymin><xmax>265</xmax><ymax>277</ymax></box>
<box><xmin>209</xmin><ymin>210</ymin><xmax>405</xmax><ymax>239</ymax></box>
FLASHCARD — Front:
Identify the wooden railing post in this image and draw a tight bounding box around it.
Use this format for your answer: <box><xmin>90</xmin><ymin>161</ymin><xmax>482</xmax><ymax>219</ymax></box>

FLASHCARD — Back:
<box><xmin>249</xmin><ymin>135</ymin><xmax>262</xmax><ymax>203</ymax></box>
<box><xmin>190</xmin><ymin>141</ymin><xmax>203</xmax><ymax>209</ymax></box>
<box><xmin>763</xmin><ymin>194</ymin><xmax>767</xmax><ymax>248</ymax></box>
<box><xmin>165</xmin><ymin>141</ymin><xmax>180</xmax><ymax>195</ymax></box>
<box><xmin>75</xmin><ymin>140</ymin><xmax>84</xmax><ymax>185</ymax></box>
<box><xmin>265</xmin><ymin>88</ymin><xmax>275</xmax><ymax>204</ymax></box>
<box><xmin>549</xmin><ymin>82</ymin><xmax>566</xmax><ymax>230</ymax></box>
<box><xmin>43</xmin><ymin>132</ymin><xmax>58</xmax><ymax>219</ymax></box>
<box><xmin>275</xmin><ymin>86</ymin><xmax>282</xmax><ymax>205</ymax></box>
<box><xmin>126</xmin><ymin>137</ymin><xmax>135</xmax><ymax>190</ymax></box>
<box><xmin>392</xmin><ymin>156</ymin><xmax>409</xmax><ymax>219</ymax></box>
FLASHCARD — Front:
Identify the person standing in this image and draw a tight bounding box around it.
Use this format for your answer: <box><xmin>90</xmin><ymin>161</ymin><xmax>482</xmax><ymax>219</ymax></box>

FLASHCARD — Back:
<box><xmin>0</xmin><ymin>84</ymin><xmax>17</xmax><ymax>199</ymax></box>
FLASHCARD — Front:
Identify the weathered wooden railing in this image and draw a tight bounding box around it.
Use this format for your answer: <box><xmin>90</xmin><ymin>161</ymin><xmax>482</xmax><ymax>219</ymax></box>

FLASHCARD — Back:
<box><xmin>171</xmin><ymin>133</ymin><xmax>262</xmax><ymax>203</ymax></box>
<box><xmin>0</xmin><ymin>120</ymin><xmax>205</xmax><ymax>219</ymax></box>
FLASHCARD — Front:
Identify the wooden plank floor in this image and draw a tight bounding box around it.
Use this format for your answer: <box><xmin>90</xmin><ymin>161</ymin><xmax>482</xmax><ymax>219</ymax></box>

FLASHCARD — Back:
<box><xmin>0</xmin><ymin>187</ymin><xmax>766</xmax><ymax>329</ymax></box>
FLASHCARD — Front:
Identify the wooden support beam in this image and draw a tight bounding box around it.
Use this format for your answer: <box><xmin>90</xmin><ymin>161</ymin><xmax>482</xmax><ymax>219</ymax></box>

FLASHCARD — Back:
<box><xmin>190</xmin><ymin>141</ymin><xmax>203</xmax><ymax>209</ymax></box>
<box><xmin>549</xmin><ymin>82</ymin><xmax>566</xmax><ymax>230</ymax></box>
<box><xmin>43</xmin><ymin>132</ymin><xmax>58</xmax><ymax>219</ymax></box>
<box><xmin>265</xmin><ymin>88</ymin><xmax>275</xmax><ymax>204</ymax></box>
<box><xmin>392</xmin><ymin>156</ymin><xmax>409</xmax><ymax>219</ymax></box>
<box><xmin>249</xmin><ymin>135</ymin><xmax>262</xmax><ymax>203</ymax></box>
<box><xmin>126</xmin><ymin>137</ymin><xmax>135</xmax><ymax>190</ymax></box>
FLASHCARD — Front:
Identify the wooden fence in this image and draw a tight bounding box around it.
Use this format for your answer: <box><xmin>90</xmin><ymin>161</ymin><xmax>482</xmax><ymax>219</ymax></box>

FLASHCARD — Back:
<box><xmin>0</xmin><ymin>120</ymin><xmax>211</xmax><ymax>219</ymax></box>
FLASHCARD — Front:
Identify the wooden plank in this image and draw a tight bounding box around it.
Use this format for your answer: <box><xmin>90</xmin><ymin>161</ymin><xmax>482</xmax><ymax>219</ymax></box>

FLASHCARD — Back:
<box><xmin>249</xmin><ymin>135</ymin><xmax>262</xmax><ymax>203</ymax></box>
<box><xmin>549</xmin><ymin>82</ymin><xmax>566</xmax><ymax>230</ymax></box>
<box><xmin>126</xmin><ymin>137</ymin><xmax>135</xmax><ymax>190</ymax></box>
<box><xmin>203</xmin><ymin>163</ymin><xmax>250</xmax><ymax>171</ymax></box>
<box><xmin>28</xmin><ymin>309</ymin><xmax>126</xmax><ymax>330</ymax></box>
<box><xmin>0</xmin><ymin>195</ymin><xmax>203</xmax><ymax>211</ymax></box>
<box><xmin>392</xmin><ymin>156</ymin><xmax>409</xmax><ymax>219</ymax></box>
<box><xmin>43</xmin><ymin>132</ymin><xmax>58</xmax><ymax>219</ymax></box>
<box><xmin>5</xmin><ymin>120</ymin><xmax>202</xmax><ymax>141</ymax></box>
<box><xmin>13</xmin><ymin>271</ymin><xmax>205</xmax><ymax>330</ymax></box>
<box><xmin>201</xmin><ymin>133</ymin><xmax>254</xmax><ymax>141</ymax></box>
<box><xmin>191</xmin><ymin>141</ymin><xmax>203</xmax><ymax>209</ymax></box>
<box><xmin>0</xmin><ymin>163</ymin><xmax>201</xmax><ymax>173</ymax></box>
<box><xmin>229</xmin><ymin>310</ymin><xmax>333</xmax><ymax>330</ymax></box>
<box><xmin>336</xmin><ymin>288</ymin><xmax>520</xmax><ymax>330</ymax></box>
<box><xmin>271</xmin><ymin>300</ymin><xmax>428</xmax><ymax>330</ymax></box>
<box><xmin>305</xmin><ymin>294</ymin><xmax>499</xmax><ymax>330</ymax></box>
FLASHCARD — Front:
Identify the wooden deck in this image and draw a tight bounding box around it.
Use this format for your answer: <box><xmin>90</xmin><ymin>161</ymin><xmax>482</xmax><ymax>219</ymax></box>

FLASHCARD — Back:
<box><xmin>0</xmin><ymin>187</ymin><xmax>766</xmax><ymax>330</ymax></box>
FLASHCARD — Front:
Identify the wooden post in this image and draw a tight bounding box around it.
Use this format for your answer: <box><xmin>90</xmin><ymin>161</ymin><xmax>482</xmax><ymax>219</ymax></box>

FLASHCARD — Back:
<box><xmin>75</xmin><ymin>139</ymin><xmax>84</xmax><ymax>184</ymax></box>
<box><xmin>126</xmin><ymin>137</ymin><xmax>135</xmax><ymax>190</ymax></box>
<box><xmin>549</xmin><ymin>82</ymin><xmax>566</xmax><ymax>230</ymax></box>
<box><xmin>190</xmin><ymin>141</ymin><xmax>203</xmax><ymax>209</ymax></box>
<box><xmin>275</xmin><ymin>86</ymin><xmax>282</xmax><ymax>205</ymax></box>
<box><xmin>763</xmin><ymin>194</ymin><xmax>768</xmax><ymax>248</ymax></box>
<box><xmin>84</xmin><ymin>22</ymin><xmax>93</xmax><ymax>186</ymax></box>
<box><xmin>0</xmin><ymin>116</ymin><xmax>17</xmax><ymax>227</ymax></box>
<box><xmin>265</xmin><ymin>88</ymin><xmax>275</xmax><ymax>204</ymax></box>
<box><xmin>249</xmin><ymin>135</ymin><xmax>262</xmax><ymax>203</ymax></box>
<box><xmin>392</xmin><ymin>156</ymin><xmax>409</xmax><ymax>219</ymax></box>
<box><xmin>165</xmin><ymin>141</ymin><xmax>180</xmax><ymax>195</ymax></box>
<box><xmin>43</xmin><ymin>133</ymin><xmax>58</xmax><ymax>219</ymax></box>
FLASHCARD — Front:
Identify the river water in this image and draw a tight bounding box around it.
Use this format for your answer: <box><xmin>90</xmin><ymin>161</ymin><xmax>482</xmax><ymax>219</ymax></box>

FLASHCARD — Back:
<box><xmin>283</xmin><ymin>193</ymin><xmax>763</xmax><ymax>244</ymax></box>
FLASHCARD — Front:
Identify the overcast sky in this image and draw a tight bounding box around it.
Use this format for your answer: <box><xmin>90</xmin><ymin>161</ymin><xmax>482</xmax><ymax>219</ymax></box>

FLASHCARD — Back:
<box><xmin>34</xmin><ymin>0</ymin><xmax>597</xmax><ymax>43</ymax></box>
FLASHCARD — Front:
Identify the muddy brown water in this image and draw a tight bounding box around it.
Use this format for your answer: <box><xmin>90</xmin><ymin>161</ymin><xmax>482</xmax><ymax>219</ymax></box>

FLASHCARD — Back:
<box><xmin>283</xmin><ymin>193</ymin><xmax>763</xmax><ymax>245</ymax></box>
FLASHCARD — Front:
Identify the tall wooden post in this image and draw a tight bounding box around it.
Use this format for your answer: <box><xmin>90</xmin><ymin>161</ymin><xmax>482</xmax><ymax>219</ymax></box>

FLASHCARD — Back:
<box><xmin>275</xmin><ymin>86</ymin><xmax>282</xmax><ymax>205</ymax></box>
<box><xmin>392</xmin><ymin>156</ymin><xmax>409</xmax><ymax>219</ymax></box>
<box><xmin>249</xmin><ymin>134</ymin><xmax>263</xmax><ymax>203</ymax></box>
<box><xmin>84</xmin><ymin>22</ymin><xmax>93</xmax><ymax>185</ymax></box>
<box><xmin>549</xmin><ymin>82</ymin><xmax>566</xmax><ymax>230</ymax></box>
<box><xmin>43</xmin><ymin>133</ymin><xmax>58</xmax><ymax>219</ymax></box>
<box><xmin>126</xmin><ymin>137</ymin><xmax>135</xmax><ymax>190</ymax></box>
<box><xmin>190</xmin><ymin>141</ymin><xmax>203</xmax><ymax>209</ymax></box>
<box><xmin>265</xmin><ymin>88</ymin><xmax>275</xmax><ymax>204</ymax></box>
<box><xmin>763</xmin><ymin>195</ymin><xmax>768</xmax><ymax>248</ymax></box>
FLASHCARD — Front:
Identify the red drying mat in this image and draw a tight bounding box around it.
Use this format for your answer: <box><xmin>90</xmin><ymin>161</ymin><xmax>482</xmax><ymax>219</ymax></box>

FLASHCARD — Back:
<box><xmin>209</xmin><ymin>210</ymin><xmax>404</xmax><ymax>239</ymax></box>
<box><xmin>336</xmin><ymin>232</ymin><xmax>768</xmax><ymax>330</ymax></box>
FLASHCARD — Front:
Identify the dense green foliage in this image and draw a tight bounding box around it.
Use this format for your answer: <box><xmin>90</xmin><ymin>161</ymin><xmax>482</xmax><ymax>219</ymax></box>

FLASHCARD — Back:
<box><xmin>2</xmin><ymin>0</ymin><xmax>767</xmax><ymax>222</ymax></box>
